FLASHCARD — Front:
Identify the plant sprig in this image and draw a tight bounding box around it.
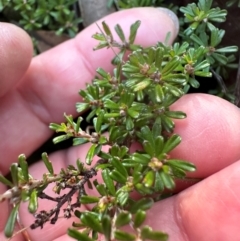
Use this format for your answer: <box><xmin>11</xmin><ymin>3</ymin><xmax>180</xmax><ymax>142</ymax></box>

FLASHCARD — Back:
<box><xmin>0</xmin><ymin>1</ymin><xmax>238</xmax><ymax>240</ymax></box>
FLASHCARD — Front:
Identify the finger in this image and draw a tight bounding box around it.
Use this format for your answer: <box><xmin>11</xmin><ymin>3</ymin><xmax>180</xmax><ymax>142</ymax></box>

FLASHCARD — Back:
<box><xmin>170</xmin><ymin>93</ymin><xmax>240</xmax><ymax>177</ymax></box>
<box><xmin>145</xmin><ymin>160</ymin><xmax>240</xmax><ymax>241</ymax></box>
<box><xmin>0</xmin><ymin>7</ymin><xmax>179</xmax><ymax>173</ymax></box>
<box><xmin>0</xmin><ymin>22</ymin><xmax>33</xmax><ymax>97</ymax></box>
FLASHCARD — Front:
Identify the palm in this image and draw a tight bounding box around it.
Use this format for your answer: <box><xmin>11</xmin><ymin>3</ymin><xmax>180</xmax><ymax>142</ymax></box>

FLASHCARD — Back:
<box><xmin>1</xmin><ymin>8</ymin><xmax>240</xmax><ymax>241</ymax></box>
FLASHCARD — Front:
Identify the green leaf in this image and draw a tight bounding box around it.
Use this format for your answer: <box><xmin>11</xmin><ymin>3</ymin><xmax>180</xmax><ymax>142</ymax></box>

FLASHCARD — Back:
<box><xmin>4</xmin><ymin>203</ymin><xmax>20</xmax><ymax>238</ymax></box>
<box><xmin>112</xmin><ymin>49</ymin><xmax>126</xmax><ymax>65</ymax></box>
<box><xmin>52</xmin><ymin>134</ymin><xmax>70</xmax><ymax>144</ymax></box>
<box><xmin>104</xmin><ymin>112</ymin><xmax>120</xmax><ymax>118</ymax></box>
<box><xmin>28</xmin><ymin>190</ymin><xmax>38</xmax><ymax>213</ymax></box>
<box><xmin>133</xmin><ymin>170</ymin><xmax>143</xmax><ymax>184</ymax></box>
<box><xmin>134</xmin><ymin>210</ymin><xmax>146</xmax><ymax>228</ymax></box>
<box><xmin>159</xmin><ymin>171</ymin><xmax>175</xmax><ymax>189</ymax></box>
<box><xmin>102</xmin><ymin>215</ymin><xmax>112</xmax><ymax>241</ymax></box>
<box><xmin>42</xmin><ymin>153</ymin><xmax>54</xmax><ymax>175</ymax></box>
<box><xmin>80</xmin><ymin>195</ymin><xmax>100</xmax><ymax>204</ymax></box>
<box><xmin>127</xmin><ymin>108</ymin><xmax>140</xmax><ymax>118</ymax></box>
<box><xmin>133</xmin><ymin>79</ymin><xmax>151</xmax><ymax>91</ymax></box>
<box><xmin>76</xmin><ymin>159</ymin><xmax>84</xmax><ymax>172</ymax></box>
<box><xmin>104</xmin><ymin>99</ymin><xmax>119</xmax><ymax>109</ymax></box>
<box><xmin>93</xmin><ymin>41</ymin><xmax>109</xmax><ymax>50</ymax></box>
<box><xmin>143</xmin><ymin>170</ymin><xmax>155</xmax><ymax>188</ymax></box>
<box><xmin>102</xmin><ymin>21</ymin><xmax>113</xmax><ymax>39</ymax></box>
<box><xmin>126</xmin><ymin>116</ymin><xmax>134</xmax><ymax>130</ymax></box>
<box><xmin>188</xmin><ymin>77</ymin><xmax>200</xmax><ymax>88</ymax></box>
<box><xmin>68</xmin><ymin>229</ymin><xmax>94</xmax><ymax>241</ymax></box>
<box><xmin>119</xmin><ymin>146</ymin><xmax>129</xmax><ymax>158</ymax></box>
<box><xmin>0</xmin><ymin>174</ymin><xmax>13</xmax><ymax>187</ymax></box>
<box><xmin>167</xmin><ymin>160</ymin><xmax>196</xmax><ymax>172</ymax></box>
<box><xmin>92</xmin><ymin>33</ymin><xmax>106</xmax><ymax>41</ymax></box>
<box><xmin>167</xmin><ymin>85</ymin><xmax>184</xmax><ymax>97</ymax></box>
<box><xmin>155</xmin><ymin>136</ymin><xmax>164</xmax><ymax>157</ymax></box>
<box><xmin>162</xmin><ymin>56</ymin><xmax>180</xmax><ymax>75</ymax></box>
<box><xmin>143</xmin><ymin>140</ymin><xmax>155</xmax><ymax>156</ymax></box>
<box><xmin>93</xmin><ymin>180</ymin><xmax>107</xmax><ymax>196</ymax></box>
<box><xmin>10</xmin><ymin>163</ymin><xmax>19</xmax><ymax>186</ymax></box>
<box><xmin>110</xmin><ymin>170</ymin><xmax>126</xmax><ymax>184</ymax></box>
<box><xmin>162</xmin><ymin>134</ymin><xmax>181</xmax><ymax>153</ymax></box>
<box><xmin>161</xmin><ymin>115</ymin><xmax>175</xmax><ymax>133</ymax></box>
<box><xmin>49</xmin><ymin>123</ymin><xmax>63</xmax><ymax>131</ymax></box>
<box><xmin>115</xmin><ymin>211</ymin><xmax>132</xmax><ymax>228</ymax></box>
<box><xmin>73</xmin><ymin>138</ymin><xmax>89</xmax><ymax>146</ymax></box>
<box><xmin>102</xmin><ymin>169</ymin><xmax>116</xmax><ymax>195</ymax></box>
<box><xmin>129</xmin><ymin>20</ymin><xmax>141</xmax><ymax>44</ymax></box>
<box><xmin>116</xmin><ymin>190</ymin><xmax>129</xmax><ymax>206</ymax></box>
<box><xmin>129</xmin><ymin>198</ymin><xmax>154</xmax><ymax>214</ymax></box>
<box><xmin>190</xmin><ymin>33</ymin><xmax>205</xmax><ymax>46</ymax></box>
<box><xmin>114</xmin><ymin>230</ymin><xmax>136</xmax><ymax>241</ymax></box>
<box><xmin>154</xmin><ymin>171</ymin><xmax>164</xmax><ymax>192</ymax></box>
<box><xmin>18</xmin><ymin>154</ymin><xmax>29</xmax><ymax>182</ymax></box>
<box><xmin>141</xmin><ymin>226</ymin><xmax>168</xmax><ymax>241</ymax></box>
<box><xmin>164</xmin><ymin>111</ymin><xmax>186</xmax><ymax>119</ymax></box>
<box><xmin>96</xmin><ymin>67</ymin><xmax>108</xmax><ymax>78</ymax></box>
<box><xmin>131</xmin><ymin>153</ymin><xmax>150</xmax><ymax>165</ymax></box>
<box><xmin>155</xmin><ymin>85</ymin><xmax>165</xmax><ymax>103</ymax></box>
<box><xmin>81</xmin><ymin>212</ymin><xmax>103</xmax><ymax>233</ymax></box>
<box><xmin>76</xmin><ymin>102</ymin><xmax>90</xmax><ymax>113</ymax></box>
<box><xmin>212</xmin><ymin>52</ymin><xmax>228</xmax><ymax>65</ymax></box>
<box><xmin>115</xmin><ymin>24</ymin><xmax>126</xmax><ymax>42</ymax></box>
<box><xmin>198</xmin><ymin>0</ymin><xmax>212</xmax><ymax>11</ymax></box>
<box><xmin>194</xmin><ymin>71</ymin><xmax>212</xmax><ymax>77</ymax></box>
<box><xmin>216</xmin><ymin>46</ymin><xmax>238</xmax><ymax>53</ymax></box>
<box><xmin>161</xmin><ymin>74</ymin><xmax>186</xmax><ymax>84</ymax></box>
<box><xmin>94</xmin><ymin>110</ymin><xmax>104</xmax><ymax>133</ymax></box>
<box><xmin>64</xmin><ymin>113</ymin><xmax>74</xmax><ymax>126</ymax></box>
<box><xmin>86</xmin><ymin>144</ymin><xmax>97</xmax><ymax>165</ymax></box>
<box><xmin>152</xmin><ymin>119</ymin><xmax>162</xmax><ymax>139</ymax></box>
<box><xmin>111</xmin><ymin>158</ymin><xmax>128</xmax><ymax>178</ymax></box>
<box><xmin>194</xmin><ymin>60</ymin><xmax>210</xmax><ymax>71</ymax></box>
<box><xmin>135</xmin><ymin>183</ymin><xmax>154</xmax><ymax>195</ymax></box>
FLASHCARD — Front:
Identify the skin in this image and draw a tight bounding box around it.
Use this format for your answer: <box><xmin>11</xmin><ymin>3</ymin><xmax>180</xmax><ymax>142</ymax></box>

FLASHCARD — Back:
<box><xmin>0</xmin><ymin>7</ymin><xmax>240</xmax><ymax>241</ymax></box>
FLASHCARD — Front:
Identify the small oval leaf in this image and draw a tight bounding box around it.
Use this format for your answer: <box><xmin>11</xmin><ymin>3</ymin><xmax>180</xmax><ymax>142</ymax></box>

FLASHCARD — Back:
<box><xmin>28</xmin><ymin>189</ymin><xmax>38</xmax><ymax>213</ymax></box>
<box><xmin>42</xmin><ymin>153</ymin><xmax>54</xmax><ymax>175</ymax></box>
<box><xmin>134</xmin><ymin>210</ymin><xmax>146</xmax><ymax>228</ymax></box>
<box><xmin>114</xmin><ymin>230</ymin><xmax>136</xmax><ymax>241</ymax></box>
<box><xmin>18</xmin><ymin>154</ymin><xmax>29</xmax><ymax>182</ymax></box>
<box><xmin>4</xmin><ymin>203</ymin><xmax>20</xmax><ymax>238</ymax></box>
<box><xmin>102</xmin><ymin>169</ymin><xmax>116</xmax><ymax>196</ymax></box>
<box><xmin>129</xmin><ymin>198</ymin><xmax>154</xmax><ymax>214</ymax></box>
<box><xmin>102</xmin><ymin>215</ymin><xmax>112</xmax><ymax>241</ymax></box>
<box><xmin>115</xmin><ymin>211</ymin><xmax>132</xmax><ymax>228</ymax></box>
<box><xmin>68</xmin><ymin>229</ymin><xmax>94</xmax><ymax>241</ymax></box>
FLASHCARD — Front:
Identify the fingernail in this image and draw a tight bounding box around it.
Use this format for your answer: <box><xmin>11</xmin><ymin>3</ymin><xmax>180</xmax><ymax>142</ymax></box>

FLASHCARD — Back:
<box><xmin>157</xmin><ymin>7</ymin><xmax>179</xmax><ymax>34</ymax></box>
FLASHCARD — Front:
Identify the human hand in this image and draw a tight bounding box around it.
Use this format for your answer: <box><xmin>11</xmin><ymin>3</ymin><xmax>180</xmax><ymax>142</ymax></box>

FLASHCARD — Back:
<box><xmin>0</xmin><ymin>7</ymin><xmax>240</xmax><ymax>241</ymax></box>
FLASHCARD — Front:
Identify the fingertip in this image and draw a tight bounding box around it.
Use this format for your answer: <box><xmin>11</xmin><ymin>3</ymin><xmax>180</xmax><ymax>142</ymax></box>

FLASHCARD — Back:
<box><xmin>177</xmin><ymin>161</ymin><xmax>240</xmax><ymax>240</ymax></box>
<box><xmin>171</xmin><ymin>94</ymin><xmax>240</xmax><ymax>177</ymax></box>
<box><xmin>0</xmin><ymin>22</ymin><xmax>33</xmax><ymax>97</ymax></box>
<box><xmin>157</xmin><ymin>7</ymin><xmax>179</xmax><ymax>38</ymax></box>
